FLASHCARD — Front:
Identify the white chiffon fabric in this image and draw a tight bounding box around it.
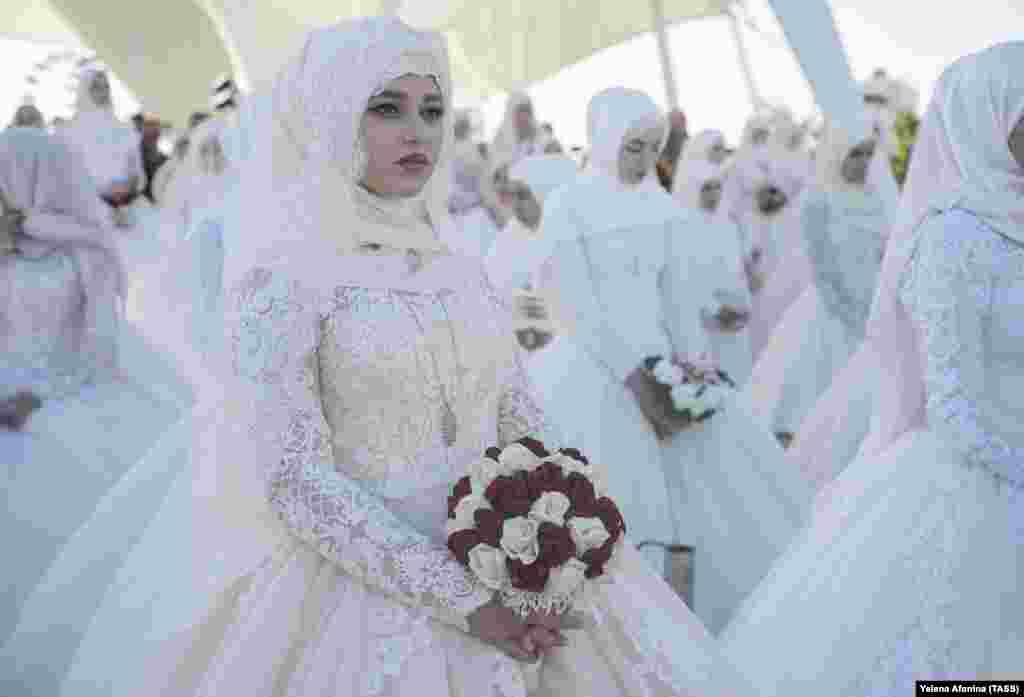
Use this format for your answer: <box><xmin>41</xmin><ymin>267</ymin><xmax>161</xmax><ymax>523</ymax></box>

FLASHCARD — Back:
<box><xmin>671</xmin><ymin>160</ymin><xmax>753</xmax><ymax>384</ymax></box>
<box><xmin>8</xmin><ymin>19</ymin><xmax>755</xmax><ymax>697</ymax></box>
<box><xmin>0</xmin><ymin>130</ymin><xmax>188</xmax><ymax>663</ymax></box>
<box><xmin>745</xmin><ymin>127</ymin><xmax>891</xmax><ymax>436</ymax></box>
<box><xmin>721</xmin><ymin>44</ymin><xmax>1024</xmax><ymax>692</ymax></box>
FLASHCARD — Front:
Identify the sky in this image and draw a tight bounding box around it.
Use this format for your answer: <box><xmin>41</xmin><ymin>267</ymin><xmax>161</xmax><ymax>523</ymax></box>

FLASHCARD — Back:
<box><xmin>2</xmin><ymin>1</ymin><xmax>1021</xmax><ymax>146</ymax></box>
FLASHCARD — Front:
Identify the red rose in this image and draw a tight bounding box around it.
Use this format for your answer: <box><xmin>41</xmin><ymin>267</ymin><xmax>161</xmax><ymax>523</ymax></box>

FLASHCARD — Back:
<box><xmin>594</xmin><ymin>497</ymin><xmax>626</xmax><ymax>540</ymax></box>
<box><xmin>448</xmin><ymin>476</ymin><xmax>473</xmax><ymax>518</ymax></box>
<box><xmin>537</xmin><ymin>522</ymin><xmax>576</xmax><ymax>567</ymax></box>
<box><xmin>558</xmin><ymin>447</ymin><xmax>589</xmax><ymax>466</ymax></box>
<box><xmin>581</xmin><ymin>537</ymin><xmax>616</xmax><ymax>579</ymax></box>
<box><xmin>484</xmin><ymin>446</ymin><xmax>503</xmax><ymax>462</ymax></box>
<box><xmin>527</xmin><ymin>461</ymin><xmax>569</xmax><ymax>498</ymax></box>
<box><xmin>485</xmin><ymin>473</ymin><xmax>533</xmax><ymax>518</ymax></box>
<box><xmin>447</xmin><ymin>529</ymin><xmax>481</xmax><ymax>566</ymax></box>
<box><xmin>515</xmin><ymin>436</ymin><xmax>550</xmax><ymax>459</ymax></box>
<box><xmin>507</xmin><ymin>557</ymin><xmax>551</xmax><ymax>592</ymax></box>
<box><xmin>474</xmin><ymin>508</ymin><xmax>503</xmax><ymax>547</ymax></box>
<box><xmin>565</xmin><ymin>473</ymin><xmax>597</xmax><ymax>518</ymax></box>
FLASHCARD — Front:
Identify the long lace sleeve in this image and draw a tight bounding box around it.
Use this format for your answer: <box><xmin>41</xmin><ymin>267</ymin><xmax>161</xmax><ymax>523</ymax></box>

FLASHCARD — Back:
<box><xmin>899</xmin><ymin>214</ymin><xmax>1024</xmax><ymax>488</ymax></box>
<box><xmin>803</xmin><ymin>193</ymin><xmax>884</xmax><ymax>339</ymax></box>
<box><xmin>231</xmin><ymin>268</ymin><xmax>492</xmax><ymax>632</ymax></box>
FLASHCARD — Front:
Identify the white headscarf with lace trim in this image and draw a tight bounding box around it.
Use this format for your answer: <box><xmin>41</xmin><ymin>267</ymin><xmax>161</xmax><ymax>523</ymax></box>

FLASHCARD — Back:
<box><xmin>224</xmin><ymin>16</ymin><xmax>454</xmax><ymax>291</ymax></box>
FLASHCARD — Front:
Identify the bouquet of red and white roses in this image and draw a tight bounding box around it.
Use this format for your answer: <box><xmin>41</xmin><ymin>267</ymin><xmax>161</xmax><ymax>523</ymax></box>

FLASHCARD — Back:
<box><xmin>446</xmin><ymin>437</ymin><xmax>625</xmax><ymax>616</ymax></box>
<box><xmin>646</xmin><ymin>353</ymin><xmax>736</xmax><ymax>425</ymax></box>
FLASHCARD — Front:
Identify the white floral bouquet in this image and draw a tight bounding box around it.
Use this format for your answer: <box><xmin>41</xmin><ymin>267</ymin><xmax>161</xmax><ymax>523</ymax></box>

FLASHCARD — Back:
<box><xmin>446</xmin><ymin>438</ymin><xmax>625</xmax><ymax>616</ymax></box>
<box><xmin>645</xmin><ymin>354</ymin><xmax>736</xmax><ymax>425</ymax></box>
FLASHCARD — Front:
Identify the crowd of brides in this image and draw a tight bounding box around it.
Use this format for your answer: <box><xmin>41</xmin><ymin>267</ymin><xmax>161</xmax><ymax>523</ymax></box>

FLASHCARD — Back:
<box><xmin>2</xmin><ymin>16</ymin><xmax>1022</xmax><ymax>696</ymax></box>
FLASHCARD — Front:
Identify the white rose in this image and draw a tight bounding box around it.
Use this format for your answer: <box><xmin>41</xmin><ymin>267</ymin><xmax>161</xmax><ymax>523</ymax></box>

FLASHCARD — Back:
<box><xmin>468</xmin><ymin>544</ymin><xmax>510</xmax><ymax>590</ymax></box>
<box><xmin>652</xmin><ymin>358</ymin><xmax>684</xmax><ymax>385</ymax></box>
<box><xmin>469</xmin><ymin>457</ymin><xmax>505</xmax><ymax>495</ymax></box>
<box><xmin>498</xmin><ymin>443</ymin><xmax>544</xmax><ymax>473</ymax></box>
<box><xmin>670</xmin><ymin>383</ymin><xmax>702</xmax><ymax>413</ymax></box>
<box><xmin>500</xmin><ymin>516</ymin><xmax>540</xmax><ymax>564</ymax></box>
<box><xmin>452</xmin><ymin>494</ymin><xmax>491</xmax><ymax>529</ymax></box>
<box><xmin>568</xmin><ymin>517</ymin><xmax>611</xmax><ymax>555</ymax></box>
<box><xmin>547</xmin><ymin>558</ymin><xmax>588</xmax><ymax>598</ymax></box>
<box><xmin>529</xmin><ymin>491</ymin><xmax>572</xmax><ymax>527</ymax></box>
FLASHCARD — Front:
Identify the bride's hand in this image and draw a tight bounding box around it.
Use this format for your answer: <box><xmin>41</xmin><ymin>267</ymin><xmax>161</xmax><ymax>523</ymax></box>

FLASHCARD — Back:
<box><xmin>625</xmin><ymin>366</ymin><xmax>676</xmax><ymax>440</ymax></box>
<box><xmin>467</xmin><ymin>596</ymin><xmax>538</xmax><ymax>662</ymax></box>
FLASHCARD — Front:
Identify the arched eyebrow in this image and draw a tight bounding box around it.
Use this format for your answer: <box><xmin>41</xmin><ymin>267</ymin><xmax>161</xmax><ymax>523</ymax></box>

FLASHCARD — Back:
<box><xmin>371</xmin><ymin>90</ymin><xmax>444</xmax><ymax>104</ymax></box>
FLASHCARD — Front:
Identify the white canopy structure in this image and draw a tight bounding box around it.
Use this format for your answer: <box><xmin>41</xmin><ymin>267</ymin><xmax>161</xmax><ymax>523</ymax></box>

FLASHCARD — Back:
<box><xmin>7</xmin><ymin>0</ymin><xmax>236</xmax><ymax>124</ymax></box>
<box><xmin>3</xmin><ymin>0</ymin><xmax>868</xmax><ymax>137</ymax></box>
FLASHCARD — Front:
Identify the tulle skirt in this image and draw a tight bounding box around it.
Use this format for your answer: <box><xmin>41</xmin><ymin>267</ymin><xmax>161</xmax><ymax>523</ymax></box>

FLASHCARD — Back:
<box><xmin>721</xmin><ymin>429</ymin><xmax>1024</xmax><ymax>693</ymax></box>
<box><xmin>786</xmin><ymin>346</ymin><xmax>878</xmax><ymax>492</ymax></box>
<box><xmin>5</xmin><ymin>414</ymin><xmax>754</xmax><ymax>697</ymax></box>
<box><xmin>745</xmin><ymin>287</ymin><xmax>856</xmax><ymax>436</ymax></box>
<box><xmin>1</xmin><ymin>367</ymin><xmax>185</xmax><ymax>646</ymax></box>
<box><xmin>659</xmin><ymin>393</ymin><xmax>812</xmax><ymax>635</ymax></box>
<box><xmin>527</xmin><ymin>336</ymin><xmax>685</xmax><ymax>557</ymax></box>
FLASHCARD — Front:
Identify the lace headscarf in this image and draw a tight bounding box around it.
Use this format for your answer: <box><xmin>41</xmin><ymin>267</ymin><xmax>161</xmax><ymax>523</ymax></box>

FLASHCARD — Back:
<box><xmin>0</xmin><ymin>128</ymin><xmax>125</xmax><ymax>392</ymax></box>
<box><xmin>224</xmin><ymin>16</ymin><xmax>454</xmax><ymax>291</ymax></box>
<box><xmin>861</xmin><ymin>41</ymin><xmax>1024</xmax><ymax>454</ymax></box>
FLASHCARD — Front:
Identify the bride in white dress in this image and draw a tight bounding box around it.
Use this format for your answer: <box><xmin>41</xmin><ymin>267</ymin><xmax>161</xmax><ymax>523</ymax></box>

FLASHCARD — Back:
<box><xmin>722</xmin><ymin>43</ymin><xmax>1024</xmax><ymax>691</ymax></box>
<box><xmin>529</xmin><ymin>87</ymin><xmax>693</xmax><ymax>572</ymax></box>
<box><xmin>0</xmin><ymin>128</ymin><xmax>188</xmax><ymax>648</ymax></box>
<box><xmin>5</xmin><ymin>18</ymin><xmax>753</xmax><ymax>697</ymax></box>
<box><xmin>745</xmin><ymin>125</ymin><xmax>891</xmax><ymax>440</ymax></box>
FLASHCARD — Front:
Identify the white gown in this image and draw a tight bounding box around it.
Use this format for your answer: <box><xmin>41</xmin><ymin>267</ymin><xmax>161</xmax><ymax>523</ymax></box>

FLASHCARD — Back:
<box><xmin>722</xmin><ymin>210</ymin><xmax>1024</xmax><ymax>691</ymax></box>
<box><xmin>5</xmin><ymin>252</ymin><xmax>754</xmax><ymax>697</ymax></box>
<box><xmin>745</xmin><ymin>189</ymin><xmax>887</xmax><ymax>436</ymax></box>
<box><xmin>530</xmin><ymin>177</ymin><xmax>691</xmax><ymax>566</ymax></box>
<box><xmin>1</xmin><ymin>246</ymin><xmax>190</xmax><ymax>646</ymax></box>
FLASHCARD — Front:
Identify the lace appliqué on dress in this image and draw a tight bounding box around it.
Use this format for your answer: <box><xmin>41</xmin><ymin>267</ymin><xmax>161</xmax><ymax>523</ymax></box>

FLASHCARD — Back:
<box><xmin>229</xmin><ymin>268</ymin><xmax>491</xmax><ymax>635</ymax></box>
<box><xmin>898</xmin><ymin>216</ymin><xmax>1024</xmax><ymax>489</ymax></box>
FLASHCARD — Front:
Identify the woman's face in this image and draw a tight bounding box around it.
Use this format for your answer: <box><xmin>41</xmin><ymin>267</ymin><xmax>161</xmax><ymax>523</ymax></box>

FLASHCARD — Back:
<box><xmin>699</xmin><ymin>178</ymin><xmax>723</xmax><ymax>211</ymax></box>
<box><xmin>514</xmin><ymin>102</ymin><xmax>535</xmax><ymax>139</ymax></box>
<box><xmin>749</xmin><ymin>127</ymin><xmax>770</xmax><ymax>146</ymax></box>
<box><xmin>617</xmin><ymin>126</ymin><xmax>663</xmax><ymax>186</ymax></box>
<box><xmin>1009</xmin><ymin>115</ymin><xmax>1024</xmax><ymax>170</ymax></box>
<box><xmin>89</xmin><ymin>73</ymin><xmax>112</xmax><ymax>107</ymax></box>
<box><xmin>840</xmin><ymin>139</ymin><xmax>876</xmax><ymax>185</ymax></box>
<box><xmin>359</xmin><ymin>75</ymin><xmax>445</xmax><ymax>198</ymax></box>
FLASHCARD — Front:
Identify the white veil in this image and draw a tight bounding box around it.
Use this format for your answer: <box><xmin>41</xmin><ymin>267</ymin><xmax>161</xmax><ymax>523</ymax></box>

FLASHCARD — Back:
<box><xmin>860</xmin><ymin>41</ymin><xmax>1024</xmax><ymax>456</ymax></box>
<box><xmin>1</xmin><ymin>18</ymin><xmax>461</xmax><ymax>695</ymax></box>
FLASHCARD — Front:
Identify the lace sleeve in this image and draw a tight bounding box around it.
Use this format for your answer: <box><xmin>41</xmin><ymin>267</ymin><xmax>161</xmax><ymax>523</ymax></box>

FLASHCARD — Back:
<box><xmin>898</xmin><ymin>214</ymin><xmax>1024</xmax><ymax>488</ymax></box>
<box><xmin>231</xmin><ymin>268</ymin><xmax>492</xmax><ymax>632</ymax></box>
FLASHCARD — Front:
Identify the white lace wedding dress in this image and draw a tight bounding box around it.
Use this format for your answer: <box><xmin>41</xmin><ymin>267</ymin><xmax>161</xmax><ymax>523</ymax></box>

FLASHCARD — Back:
<box><xmin>28</xmin><ymin>251</ymin><xmax>751</xmax><ymax>697</ymax></box>
<box><xmin>722</xmin><ymin>210</ymin><xmax>1024</xmax><ymax>692</ymax></box>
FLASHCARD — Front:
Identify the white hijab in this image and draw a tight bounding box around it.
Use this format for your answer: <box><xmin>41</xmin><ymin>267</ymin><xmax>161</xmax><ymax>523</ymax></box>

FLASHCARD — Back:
<box><xmin>225</xmin><ymin>16</ymin><xmax>454</xmax><ymax>292</ymax></box>
<box><xmin>863</xmin><ymin>41</ymin><xmax>1024</xmax><ymax>454</ymax></box>
<box><xmin>62</xmin><ymin>68</ymin><xmax>141</xmax><ymax>192</ymax></box>
<box><xmin>584</xmin><ymin>87</ymin><xmax>666</xmax><ymax>188</ymax></box>
<box><xmin>486</xmin><ymin>154</ymin><xmax>579</xmax><ymax>290</ymax></box>
<box><xmin>671</xmin><ymin>129</ymin><xmax>725</xmax><ymax>198</ymax></box>
<box><xmin>490</xmin><ymin>90</ymin><xmax>539</xmax><ymax>165</ymax></box>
